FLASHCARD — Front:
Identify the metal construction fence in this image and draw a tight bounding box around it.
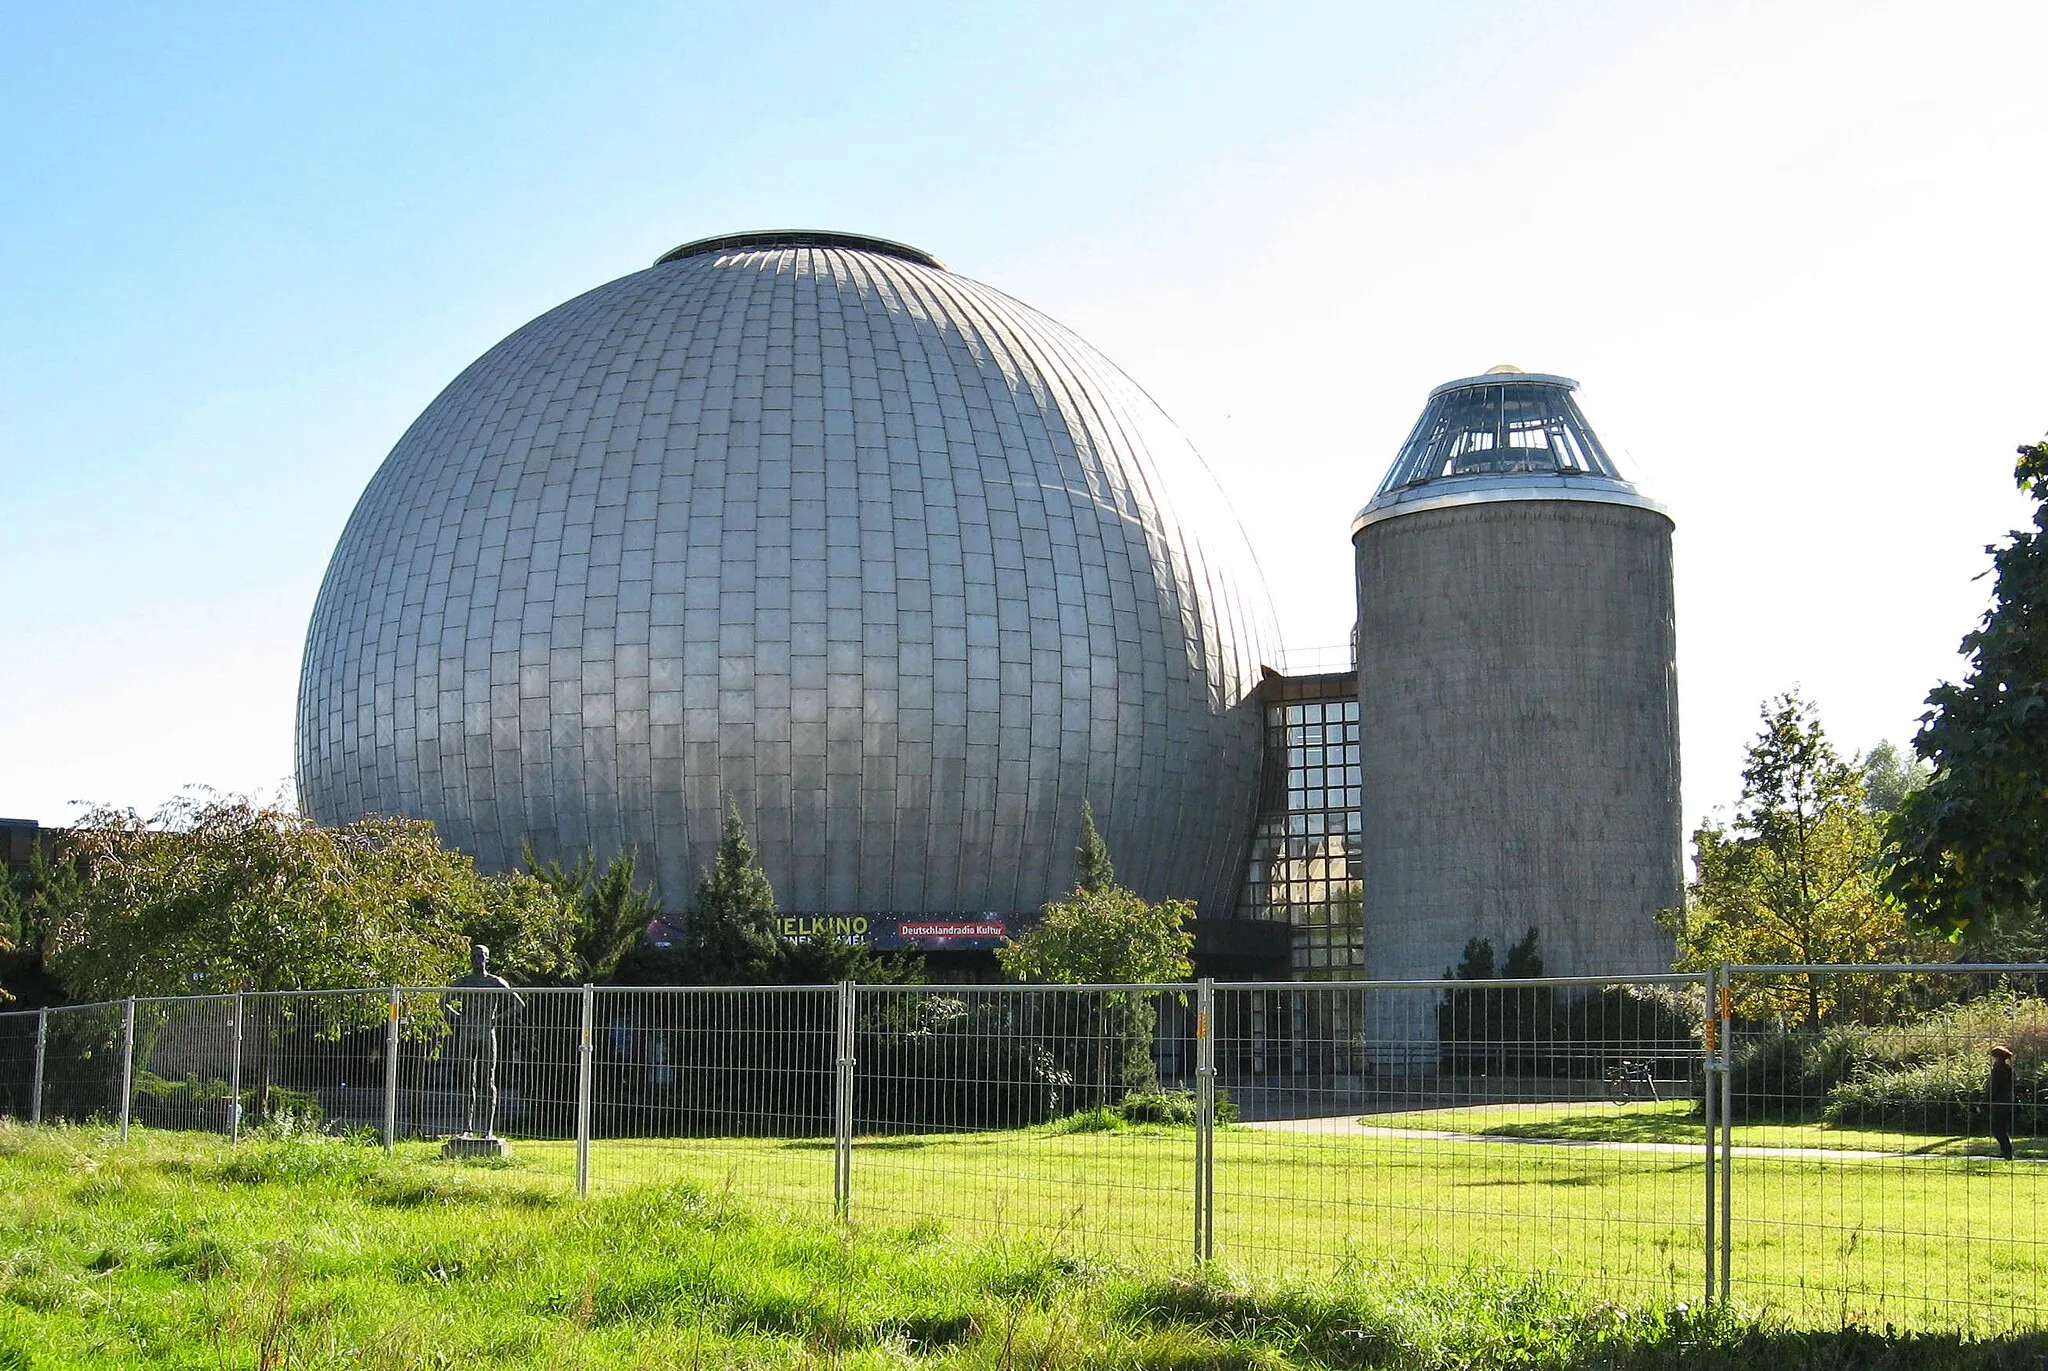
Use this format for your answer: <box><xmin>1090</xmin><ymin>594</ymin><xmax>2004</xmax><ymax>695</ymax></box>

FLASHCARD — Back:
<box><xmin>2</xmin><ymin>964</ymin><xmax>2045</xmax><ymax>1331</ymax></box>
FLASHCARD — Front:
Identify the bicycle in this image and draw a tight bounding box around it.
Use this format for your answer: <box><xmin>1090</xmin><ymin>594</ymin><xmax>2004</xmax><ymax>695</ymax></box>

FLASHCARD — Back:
<box><xmin>1605</xmin><ymin>1059</ymin><xmax>1661</xmax><ymax>1105</ymax></box>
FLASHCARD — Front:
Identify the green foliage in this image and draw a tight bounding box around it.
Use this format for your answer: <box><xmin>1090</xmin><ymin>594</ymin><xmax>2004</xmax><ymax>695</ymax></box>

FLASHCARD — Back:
<box><xmin>615</xmin><ymin>807</ymin><xmax>922</xmax><ymax>986</ymax></box>
<box><xmin>521</xmin><ymin>842</ymin><xmax>661</xmax><ymax>983</ymax></box>
<box><xmin>0</xmin><ymin>844</ymin><xmax>81</xmax><ymax>1005</ymax></box>
<box><xmin>1861</xmin><ymin>740</ymin><xmax>1931</xmax><ymax>818</ymax></box>
<box><xmin>1886</xmin><ymin>439</ymin><xmax>2048</xmax><ymax>942</ymax></box>
<box><xmin>5</xmin><ymin>1125</ymin><xmax>2045</xmax><ymax>1364</ymax></box>
<box><xmin>1000</xmin><ymin>820</ymin><xmax>1193</xmax><ymax>1100</ymax></box>
<box><xmin>1669</xmin><ymin>694</ymin><xmax>1941</xmax><ymax>1022</ymax></box>
<box><xmin>1114</xmin><ymin>1087</ymin><xmax>1238</xmax><ymax>1126</ymax></box>
<box><xmin>1439</xmin><ymin>929</ymin><xmax>1558</xmax><ymax>1074</ymax></box>
<box><xmin>998</xmin><ymin>884</ymin><xmax>1195</xmax><ymax>987</ymax></box>
<box><xmin>46</xmin><ymin>791</ymin><xmax>574</xmax><ymax>998</ymax></box>
<box><xmin>1075</xmin><ymin>799</ymin><xmax>1115</xmax><ymax>893</ymax></box>
<box><xmin>1725</xmin><ymin>991</ymin><xmax>2048</xmax><ymax>1131</ymax></box>
<box><xmin>669</xmin><ymin>804</ymin><xmax>783</xmax><ymax>984</ymax></box>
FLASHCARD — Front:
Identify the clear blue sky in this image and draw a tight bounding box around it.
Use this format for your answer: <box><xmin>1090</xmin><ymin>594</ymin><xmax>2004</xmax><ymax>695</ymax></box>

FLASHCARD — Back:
<box><xmin>4</xmin><ymin>1</ymin><xmax>2045</xmax><ymax>836</ymax></box>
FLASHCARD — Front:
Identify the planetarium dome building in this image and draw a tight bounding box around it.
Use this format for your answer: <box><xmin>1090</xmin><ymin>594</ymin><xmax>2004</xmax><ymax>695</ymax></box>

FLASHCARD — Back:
<box><xmin>297</xmin><ymin>231</ymin><xmax>1280</xmax><ymax>931</ymax></box>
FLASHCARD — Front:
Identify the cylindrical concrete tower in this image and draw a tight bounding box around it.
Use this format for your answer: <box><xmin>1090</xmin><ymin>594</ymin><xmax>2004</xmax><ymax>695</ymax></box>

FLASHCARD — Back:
<box><xmin>1353</xmin><ymin>368</ymin><xmax>1679</xmax><ymax>991</ymax></box>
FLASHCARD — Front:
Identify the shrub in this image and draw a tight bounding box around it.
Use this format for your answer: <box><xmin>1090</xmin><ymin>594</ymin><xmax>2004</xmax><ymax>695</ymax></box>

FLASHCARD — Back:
<box><xmin>131</xmin><ymin>1075</ymin><xmax>322</xmax><ymax>1131</ymax></box>
<box><xmin>1725</xmin><ymin>1024</ymin><xmax>1875</xmax><ymax>1122</ymax></box>
<box><xmin>1045</xmin><ymin>1088</ymin><xmax>1237</xmax><ymax>1132</ymax></box>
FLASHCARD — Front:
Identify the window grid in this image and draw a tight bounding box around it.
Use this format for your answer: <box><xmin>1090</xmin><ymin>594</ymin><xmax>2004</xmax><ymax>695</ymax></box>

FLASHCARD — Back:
<box><xmin>1240</xmin><ymin>676</ymin><xmax>1364</xmax><ymax>992</ymax></box>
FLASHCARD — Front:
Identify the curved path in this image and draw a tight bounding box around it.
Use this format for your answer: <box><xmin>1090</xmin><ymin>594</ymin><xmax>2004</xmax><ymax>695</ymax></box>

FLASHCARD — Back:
<box><xmin>1239</xmin><ymin>1116</ymin><xmax>2009</xmax><ymax>1162</ymax></box>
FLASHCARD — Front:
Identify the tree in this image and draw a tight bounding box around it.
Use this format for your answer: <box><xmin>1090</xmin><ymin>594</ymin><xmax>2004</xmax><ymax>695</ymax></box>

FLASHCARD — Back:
<box><xmin>1667</xmin><ymin>695</ymin><xmax>1939</xmax><ymax>1022</ymax></box>
<box><xmin>1884</xmin><ymin>438</ymin><xmax>2048</xmax><ymax>942</ymax></box>
<box><xmin>616</xmin><ymin>806</ymin><xmax>919</xmax><ymax>986</ymax></box>
<box><xmin>998</xmin><ymin>883</ymin><xmax>1196</xmax><ymax>989</ymax></box>
<box><xmin>999</xmin><ymin>813</ymin><xmax>1195</xmax><ymax>1100</ymax></box>
<box><xmin>1859</xmin><ymin>741</ymin><xmax>1930</xmax><ymax>818</ymax></box>
<box><xmin>43</xmin><ymin>791</ymin><xmax>574</xmax><ymax>1121</ymax></box>
<box><xmin>0</xmin><ymin>842</ymin><xmax>83</xmax><ymax>1006</ymax></box>
<box><xmin>523</xmin><ymin>842</ymin><xmax>662</xmax><ymax>983</ymax></box>
<box><xmin>1438</xmin><ymin>928</ymin><xmax>1549</xmax><ymax>1074</ymax></box>
<box><xmin>666</xmin><ymin>805</ymin><xmax>784</xmax><ymax>985</ymax></box>
<box><xmin>48</xmin><ymin>791</ymin><xmax>572</xmax><ymax>999</ymax></box>
<box><xmin>1075</xmin><ymin>800</ymin><xmax>1115</xmax><ymax>893</ymax></box>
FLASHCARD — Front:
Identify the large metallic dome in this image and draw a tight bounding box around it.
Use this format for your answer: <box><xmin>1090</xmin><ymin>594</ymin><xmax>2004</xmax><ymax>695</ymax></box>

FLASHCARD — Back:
<box><xmin>297</xmin><ymin>232</ymin><xmax>1278</xmax><ymax>921</ymax></box>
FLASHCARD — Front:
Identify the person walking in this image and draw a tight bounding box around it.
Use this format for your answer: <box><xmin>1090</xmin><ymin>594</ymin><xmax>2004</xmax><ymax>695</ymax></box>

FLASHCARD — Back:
<box><xmin>1988</xmin><ymin>1044</ymin><xmax>2017</xmax><ymax>1161</ymax></box>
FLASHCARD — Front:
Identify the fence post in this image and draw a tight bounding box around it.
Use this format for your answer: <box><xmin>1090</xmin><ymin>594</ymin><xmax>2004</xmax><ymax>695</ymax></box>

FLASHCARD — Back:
<box><xmin>382</xmin><ymin>986</ymin><xmax>400</xmax><ymax>1155</ymax></box>
<box><xmin>31</xmin><ymin>1008</ymin><xmax>47</xmax><ymax>1126</ymax></box>
<box><xmin>575</xmin><ymin>983</ymin><xmax>594</xmax><ymax>1198</ymax></box>
<box><xmin>1718</xmin><ymin>969</ymin><xmax>1734</xmax><ymax>1304</ymax></box>
<box><xmin>228</xmin><ymin>993</ymin><xmax>244</xmax><ymax>1144</ymax></box>
<box><xmin>1194</xmin><ymin>976</ymin><xmax>1216</xmax><ymax>1264</ymax></box>
<box><xmin>834</xmin><ymin>980</ymin><xmax>855</xmax><ymax>1220</ymax></box>
<box><xmin>119</xmin><ymin>996</ymin><xmax>136</xmax><ymax>1142</ymax></box>
<box><xmin>1701</xmin><ymin>967</ymin><xmax>1717</xmax><ymax>1306</ymax></box>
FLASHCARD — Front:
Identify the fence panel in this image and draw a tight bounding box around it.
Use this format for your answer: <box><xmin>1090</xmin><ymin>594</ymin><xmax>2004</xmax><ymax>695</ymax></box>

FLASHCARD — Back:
<box><xmin>1212</xmin><ymin>976</ymin><xmax>1709</xmax><ymax>1301</ymax></box>
<box><xmin>38</xmin><ymin>1001</ymin><xmax>126</xmax><ymax>1124</ymax></box>
<box><xmin>1723</xmin><ymin>964</ymin><xmax>2048</xmax><ymax>1332</ymax></box>
<box><xmin>849</xmin><ymin>983</ymin><xmax>1195</xmax><ymax>1261</ymax></box>
<box><xmin>0</xmin><ymin>1010</ymin><xmax>38</xmax><ymax>1121</ymax></box>
<box><xmin>127</xmin><ymin>994</ymin><xmax>240</xmax><ymax>1135</ymax></box>
<box><xmin>581</xmin><ymin>985</ymin><xmax>839</xmax><ymax>1215</ymax></box>
<box><xmin>11</xmin><ymin>968</ymin><xmax>2048</xmax><ymax>1331</ymax></box>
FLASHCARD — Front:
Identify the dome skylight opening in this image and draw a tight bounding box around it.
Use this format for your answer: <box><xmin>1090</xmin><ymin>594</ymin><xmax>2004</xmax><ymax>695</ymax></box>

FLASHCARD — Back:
<box><xmin>1373</xmin><ymin>375</ymin><xmax>1622</xmax><ymax>498</ymax></box>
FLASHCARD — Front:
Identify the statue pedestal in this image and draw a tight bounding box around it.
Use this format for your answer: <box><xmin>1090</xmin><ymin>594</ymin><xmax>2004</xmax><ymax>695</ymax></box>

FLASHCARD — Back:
<box><xmin>440</xmin><ymin>1134</ymin><xmax>511</xmax><ymax>1160</ymax></box>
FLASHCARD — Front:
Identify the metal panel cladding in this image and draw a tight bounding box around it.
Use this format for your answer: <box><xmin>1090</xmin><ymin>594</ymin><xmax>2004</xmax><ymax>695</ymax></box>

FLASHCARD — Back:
<box><xmin>296</xmin><ymin>235</ymin><xmax>1278</xmax><ymax>920</ymax></box>
<box><xmin>1352</xmin><ymin>372</ymin><xmax>1681</xmax><ymax>983</ymax></box>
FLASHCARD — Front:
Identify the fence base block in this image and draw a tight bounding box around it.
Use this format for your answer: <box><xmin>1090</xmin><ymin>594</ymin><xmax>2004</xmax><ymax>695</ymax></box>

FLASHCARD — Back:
<box><xmin>439</xmin><ymin>1135</ymin><xmax>511</xmax><ymax>1160</ymax></box>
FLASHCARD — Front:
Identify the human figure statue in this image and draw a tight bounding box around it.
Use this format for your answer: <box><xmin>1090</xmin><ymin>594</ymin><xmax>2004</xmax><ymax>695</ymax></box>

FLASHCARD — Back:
<box><xmin>443</xmin><ymin>943</ymin><xmax>525</xmax><ymax>1138</ymax></box>
<box><xmin>1989</xmin><ymin>1043</ymin><xmax>2017</xmax><ymax>1161</ymax></box>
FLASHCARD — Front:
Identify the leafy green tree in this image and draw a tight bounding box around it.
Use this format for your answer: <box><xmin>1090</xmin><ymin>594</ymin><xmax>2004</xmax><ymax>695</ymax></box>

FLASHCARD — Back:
<box><xmin>1667</xmin><ymin>695</ymin><xmax>1939</xmax><ymax>1022</ymax></box>
<box><xmin>49</xmin><ymin>791</ymin><xmax>572</xmax><ymax>999</ymax></box>
<box><xmin>1859</xmin><ymin>741</ymin><xmax>1929</xmax><ymax>818</ymax></box>
<box><xmin>0</xmin><ymin>843</ymin><xmax>83</xmax><ymax>1005</ymax></box>
<box><xmin>523</xmin><ymin>842</ymin><xmax>662</xmax><ymax>983</ymax></box>
<box><xmin>1075</xmin><ymin>800</ymin><xmax>1115</xmax><ymax>893</ymax></box>
<box><xmin>1000</xmin><ymin>817</ymin><xmax>1195</xmax><ymax>1099</ymax></box>
<box><xmin>1884</xmin><ymin>439</ymin><xmax>2048</xmax><ymax>942</ymax></box>
<box><xmin>45</xmin><ymin>791</ymin><xmax>573</xmax><ymax>1120</ymax></box>
<box><xmin>615</xmin><ymin>806</ymin><xmax>919</xmax><ymax>986</ymax></box>
<box><xmin>998</xmin><ymin>883</ymin><xmax>1196</xmax><ymax>988</ymax></box>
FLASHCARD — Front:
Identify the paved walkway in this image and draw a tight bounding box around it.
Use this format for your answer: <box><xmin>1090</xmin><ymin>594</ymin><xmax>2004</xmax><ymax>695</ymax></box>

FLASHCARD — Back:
<box><xmin>1240</xmin><ymin>1115</ymin><xmax>2009</xmax><ymax>1162</ymax></box>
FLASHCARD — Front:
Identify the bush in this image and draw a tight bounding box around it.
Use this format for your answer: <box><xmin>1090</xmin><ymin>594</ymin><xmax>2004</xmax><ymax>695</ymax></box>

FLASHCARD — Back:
<box><xmin>1728</xmin><ymin>991</ymin><xmax>2048</xmax><ymax>1131</ymax></box>
<box><xmin>1046</xmin><ymin>1088</ymin><xmax>1237</xmax><ymax>1133</ymax></box>
<box><xmin>1115</xmin><ymin>1088</ymin><xmax>1237</xmax><ymax>1127</ymax></box>
<box><xmin>1725</xmin><ymin>1024</ymin><xmax>1875</xmax><ymax>1122</ymax></box>
<box><xmin>131</xmin><ymin>1075</ymin><xmax>322</xmax><ymax>1131</ymax></box>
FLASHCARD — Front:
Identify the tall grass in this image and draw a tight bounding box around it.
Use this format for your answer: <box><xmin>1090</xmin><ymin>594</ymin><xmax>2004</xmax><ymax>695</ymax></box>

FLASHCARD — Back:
<box><xmin>0</xmin><ymin>1121</ymin><xmax>2041</xmax><ymax>1367</ymax></box>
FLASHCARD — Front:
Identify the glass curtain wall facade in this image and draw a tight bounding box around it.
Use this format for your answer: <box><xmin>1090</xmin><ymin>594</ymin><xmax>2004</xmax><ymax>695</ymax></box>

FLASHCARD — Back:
<box><xmin>1233</xmin><ymin>670</ymin><xmax>1365</xmax><ymax>1074</ymax></box>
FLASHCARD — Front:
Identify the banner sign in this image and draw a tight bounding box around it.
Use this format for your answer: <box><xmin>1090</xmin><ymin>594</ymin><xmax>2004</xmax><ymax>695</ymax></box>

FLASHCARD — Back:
<box><xmin>649</xmin><ymin>912</ymin><xmax>1015</xmax><ymax>951</ymax></box>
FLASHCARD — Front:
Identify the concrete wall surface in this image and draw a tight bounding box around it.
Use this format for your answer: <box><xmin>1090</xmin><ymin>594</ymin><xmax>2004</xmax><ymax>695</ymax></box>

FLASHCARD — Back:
<box><xmin>1355</xmin><ymin>498</ymin><xmax>1680</xmax><ymax>982</ymax></box>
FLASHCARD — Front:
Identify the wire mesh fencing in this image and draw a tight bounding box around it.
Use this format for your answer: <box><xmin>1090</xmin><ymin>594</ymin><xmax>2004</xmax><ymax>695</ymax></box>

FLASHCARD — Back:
<box><xmin>581</xmin><ymin>985</ymin><xmax>839</xmax><ymax>1214</ymax></box>
<box><xmin>1212</xmin><ymin>975</ymin><xmax>1710</xmax><ymax>1304</ymax></box>
<box><xmin>1</xmin><ymin>967</ymin><xmax>2045</xmax><ymax>1331</ymax></box>
<box><xmin>850</xmin><ymin>983</ymin><xmax>1195</xmax><ymax>1260</ymax></box>
<box><xmin>36</xmin><ymin>1001</ymin><xmax>127</xmax><ymax>1126</ymax></box>
<box><xmin>1716</xmin><ymin>963</ymin><xmax>2048</xmax><ymax>1332</ymax></box>
<box><xmin>0</xmin><ymin>1009</ymin><xmax>41</xmax><ymax>1122</ymax></box>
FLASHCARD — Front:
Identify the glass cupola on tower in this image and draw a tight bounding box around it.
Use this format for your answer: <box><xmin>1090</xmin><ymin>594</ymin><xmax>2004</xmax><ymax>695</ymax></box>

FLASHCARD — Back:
<box><xmin>1355</xmin><ymin>366</ymin><xmax>1661</xmax><ymax>531</ymax></box>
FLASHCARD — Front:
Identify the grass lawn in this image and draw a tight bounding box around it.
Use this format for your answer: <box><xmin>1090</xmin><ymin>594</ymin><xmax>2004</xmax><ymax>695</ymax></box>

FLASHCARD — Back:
<box><xmin>5</xmin><ymin>1122</ymin><xmax>2048</xmax><ymax>1369</ymax></box>
<box><xmin>437</xmin><ymin>1109</ymin><xmax>2048</xmax><ymax>1333</ymax></box>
